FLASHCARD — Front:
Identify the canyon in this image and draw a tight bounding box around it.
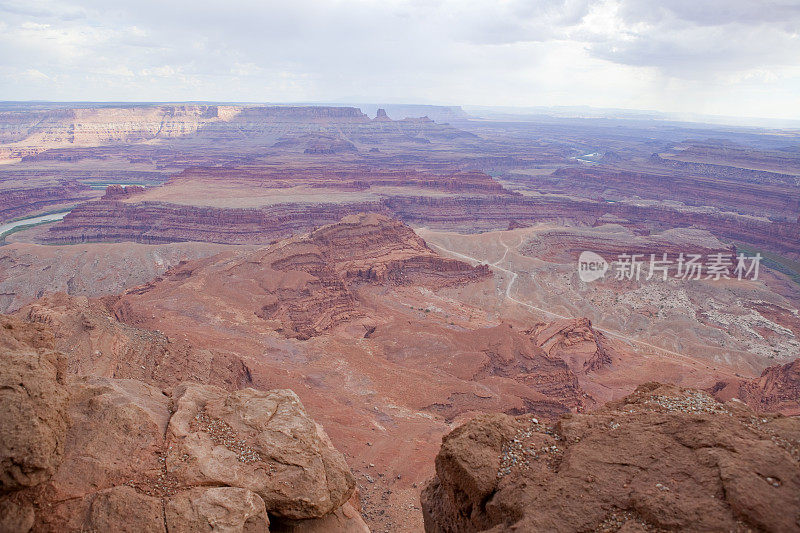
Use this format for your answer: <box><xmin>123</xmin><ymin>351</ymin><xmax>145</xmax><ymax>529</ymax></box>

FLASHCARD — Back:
<box><xmin>38</xmin><ymin>185</ymin><xmax>800</xmax><ymax>260</ymax></box>
<box><xmin>1</xmin><ymin>102</ymin><xmax>799</xmax><ymax>532</ymax></box>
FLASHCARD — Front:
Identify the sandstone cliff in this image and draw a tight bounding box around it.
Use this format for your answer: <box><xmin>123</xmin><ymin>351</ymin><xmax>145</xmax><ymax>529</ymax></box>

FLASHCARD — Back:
<box><xmin>102</xmin><ymin>184</ymin><xmax>147</xmax><ymax>199</ymax></box>
<box><xmin>421</xmin><ymin>382</ymin><xmax>800</xmax><ymax>532</ymax></box>
<box><xmin>0</xmin><ymin>105</ymin><xmax>228</xmax><ymax>151</ymax></box>
<box><xmin>45</xmin><ymin>191</ymin><xmax>799</xmax><ymax>259</ymax></box>
<box><xmin>0</xmin><ymin>181</ymin><xmax>94</xmax><ymax>223</ymax></box>
<box><xmin>45</xmin><ymin>199</ymin><xmax>389</xmax><ymax>245</ymax></box>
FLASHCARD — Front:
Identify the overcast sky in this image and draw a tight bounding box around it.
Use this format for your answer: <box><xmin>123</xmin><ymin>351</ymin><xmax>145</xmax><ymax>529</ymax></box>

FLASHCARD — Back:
<box><xmin>2</xmin><ymin>0</ymin><xmax>799</xmax><ymax>120</ymax></box>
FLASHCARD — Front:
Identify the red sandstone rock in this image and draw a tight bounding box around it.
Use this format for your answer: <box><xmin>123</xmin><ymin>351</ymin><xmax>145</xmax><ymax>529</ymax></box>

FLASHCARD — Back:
<box><xmin>165</xmin><ymin>487</ymin><xmax>270</xmax><ymax>533</ymax></box>
<box><xmin>102</xmin><ymin>184</ymin><xmax>146</xmax><ymax>199</ymax></box>
<box><xmin>0</xmin><ymin>318</ymin><xmax>364</xmax><ymax>532</ymax></box>
<box><xmin>86</xmin><ymin>486</ymin><xmax>166</xmax><ymax>533</ymax></box>
<box><xmin>166</xmin><ymin>383</ymin><xmax>355</xmax><ymax>519</ymax></box>
<box><xmin>113</xmin><ymin>214</ymin><xmax>489</xmax><ymax>339</ymax></box>
<box><xmin>711</xmin><ymin>358</ymin><xmax>800</xmax><ymax>415</ymax></box>
<box><xmin>0</xmin><ymin>317</ymin><xmax>69</xmax><ymax>492</ymax></box>
<box><xmin>271</xmin><ymin>502</ymin><xmax>369</xmax><ymax>532</ymax></box>
<box><xmin>527</xmin><ymin>317</ymin><xmax>620</xmax><ymax>374</ymax></box>
<box><xmin>18</xmin><ymin>293</ymin><xmax>253</xmax><ymax>389</ymax></box>
<box><xmin>422</xmin><ymin>382</ymin><xmax>800</xmax><ymax>532</ymax></box>
<box><xmin>0</xmin><ymin>181</ymin><xmax>93</xmax><ymax>222</ymax></box>
<box><xmin>45</xmin><ymin>199</ymin><xmax>389</xmax><ymax>245</ymax></box>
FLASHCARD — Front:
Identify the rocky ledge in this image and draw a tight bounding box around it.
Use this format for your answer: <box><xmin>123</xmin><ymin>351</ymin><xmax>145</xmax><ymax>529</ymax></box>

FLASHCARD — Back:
<box><xmin>0</xmin><ymin>316</ymin><xmax>368</xmax><ymax>532</ymax></box>
<box><xmin>421</xmin><ymin>382</ymin><xmax>800</xmax><ymax>532</ymax></box>
<box><xmin>712</xmin><ymin>358</ymin><xmax>800</xmax><ymax>416</ymax></box>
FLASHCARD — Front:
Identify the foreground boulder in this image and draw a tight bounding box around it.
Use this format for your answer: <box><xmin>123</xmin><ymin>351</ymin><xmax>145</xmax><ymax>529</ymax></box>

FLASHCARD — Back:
<box><xmin>0</xmin><ymin>318</ymin><xmax>366</xmax><ymax>532</ymax></box>
<box><xmin>422</xmin><ymin>382</ymin><xmax>800</xmax><ymax>532</ymax></box>
<box><xmin>0</xmin><ymin>318</ymin><xmax>69</xmax><ymax>492</ymax></box>
<box><xmin>166</xmin><ymin>383</ymin><xmax>355</xmax><ymax>520</ymax></box>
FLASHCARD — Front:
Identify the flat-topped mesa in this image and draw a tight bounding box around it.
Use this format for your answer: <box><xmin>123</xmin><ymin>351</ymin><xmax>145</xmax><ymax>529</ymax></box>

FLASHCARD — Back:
<box><xmin>666</xmin><ymin>140</ymin><xmax>800</xmax><ymax>175</ymax></box>
<box><xmin>0</xmin><ymin>105</ymin><xmax>375</xmax><ymax>156</ymax></box>
<box><xmin>113</xmin><ymin>214</ymin><xmax>489</xmax><ymax>340</ymax></box>
<box><xmin>101</xmin><ymin>184</ymin><xmax>146</xmax><ymax>200</ymax></box>
<box><xmin>234</xmin><ymin>105</ymin><xmax>369</xmax><ymax>122</ymax></box>
<box><xmin>41</xmin><ymin>187</ymin><xmax>800</xmax><ymax>256</ymax></box>
<box><xmin>167</xmin><ymin>166</ymin><xmax>508</xmax><ymax>194</ymax></box>
<box><xmin>521</xmin><ymin>225</ymin><xmax>736</xmax><ymax>265</ymax></box>
<box><xmin>41</xmin><ymin>169</ymin><xmax>506</xmax><ymax>246</ymax></box>
<box><xmin>542</xmin><ymin>166</ymin><xmax>800</xmax><ymax>219</ymax></box>
<box><xmin>649</xmin><ymin>152</ymin><xmax>800</xmax><ymax>187</ymax></box>
<box><xmin>0</xmin><ymin>105</ymin><xmax>231</xmax><ymax>148</ymax></box>
<box><xmin>384</xmin><ymin>194</ymin><xmax>800</xmax><ymax>257</ymax></box>
<box><xmin>44</xmin><ymin>199</ymin><xmax>389</xmax><ymax>245</ymax></box>
<box><xmin>422</xmin><ymin>382</ymin><xmax>800</xmax><ymax>532</ymax></box>
<box><xmin>309</xmin><ymin>213</ymin><xmax>490</xmax><ymax>284</ymax></box>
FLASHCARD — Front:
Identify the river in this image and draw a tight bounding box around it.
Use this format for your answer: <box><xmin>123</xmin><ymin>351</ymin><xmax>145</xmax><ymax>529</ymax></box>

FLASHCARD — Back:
<box><xmin>0</xmin><ymin>210</ymin><xmax>71</xmax><ymax>242</ymax></box>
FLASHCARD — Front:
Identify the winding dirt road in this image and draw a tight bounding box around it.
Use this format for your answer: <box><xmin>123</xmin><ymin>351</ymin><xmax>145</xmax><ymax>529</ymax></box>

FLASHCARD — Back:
<box><xmin>427</xmin><ymin>237</ymin><xmax>731</xmax><ymax>374</ymax></box>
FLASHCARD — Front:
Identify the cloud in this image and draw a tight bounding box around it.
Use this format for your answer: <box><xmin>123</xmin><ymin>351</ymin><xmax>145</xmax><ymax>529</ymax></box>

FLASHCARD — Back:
<box><xmin>16</xmin><ymin>68</ymin><xmax>50</xmax><ymax>81</ymax></box>
<box><xmin>0</xmin><ymin>0</ymin><xmax>798</xmax><ymax>119</ymax></box>
<box><xmin>615</xmin><ymin>0</ymin><xmax>800</xmax><ymax>28</ymax></box>
<box><xmin>581</xmin><ymin>0</ymin><xmax>800</xmax><ymax>76</ymax></box>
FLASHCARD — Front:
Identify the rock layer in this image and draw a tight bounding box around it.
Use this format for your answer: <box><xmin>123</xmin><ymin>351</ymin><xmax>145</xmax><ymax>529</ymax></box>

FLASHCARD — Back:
<box><xmin>45</xmin><ymin>199</ymin><xmax>388</xmax><ymax>245</ymax></box>
<box><xmin>114</xmin><ymin>213</ymin><xmax>489</xmax><ymax>339</ymax></box>
<box><xmin>44</xmin><ymin>192</ymin><xmax>800</xmax><ymax>258</ymax></box>
<box><xmin>537</xmin><ymin>166</ymin><xmax>800</xmax><ymax>219</ymax></box>
<box><xmin>0</xmin><ymin>181</ymin><xmax>93</xmax><ymax>223</ymax></box>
